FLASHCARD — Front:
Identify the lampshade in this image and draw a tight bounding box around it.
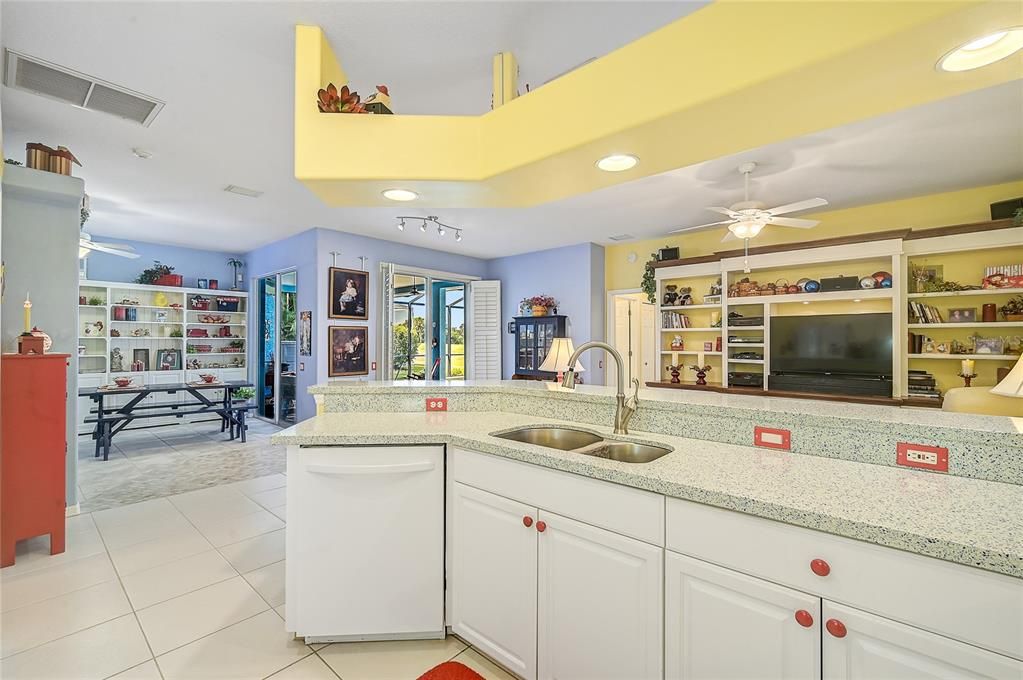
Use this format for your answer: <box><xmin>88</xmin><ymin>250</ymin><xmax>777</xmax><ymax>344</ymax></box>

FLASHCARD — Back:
<box><xmin>990</xmin><ymin>355</ymin><xmax>1023</xmax><ymax>397</ymax></box>
<box><xmin>539</xmin><ymin>338</ymin><xmax>585</xmax><ymax>374</ymax></box>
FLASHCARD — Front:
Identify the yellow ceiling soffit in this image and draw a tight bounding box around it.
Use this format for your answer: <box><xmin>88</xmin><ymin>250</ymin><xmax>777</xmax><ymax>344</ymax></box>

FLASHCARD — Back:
<box><xmin>294</xmin><ymin>2</ymin><xmax>1023</xmax><ymax>207</ymax></box>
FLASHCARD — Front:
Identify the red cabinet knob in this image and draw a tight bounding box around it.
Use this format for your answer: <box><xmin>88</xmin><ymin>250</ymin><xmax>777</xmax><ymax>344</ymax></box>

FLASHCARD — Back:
<box><xmin>522</xmin><ymin>516</ymin><xmax>533</xmax><ymax>527</ymax></box>
<box><xmin>794</xmin><ymin>610</ymin><xmax>814</xmax><ymax>628</ymax></box>
<box><xmin>536</xmin><ymin>520</ymin><xmax>547</xmax><ymax>533</ymax></box>
<box><xmin>826</xmin><ymin>619</ymin><xmax>847</xmax><ymax>638</ymax></box>
<box><xmin>810</xmin><ymin>558</ymin><xmax>831</xmax><ymax>577</ymax></box>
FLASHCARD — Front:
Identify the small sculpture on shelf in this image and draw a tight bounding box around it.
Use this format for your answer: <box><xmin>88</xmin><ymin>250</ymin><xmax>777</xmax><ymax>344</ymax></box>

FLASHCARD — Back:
<box><xmin>670</xmin><ymin>335</ymin><xmax>684</xmax><ymax>350</ymax></box>
<box><xmin>678</xmin><ymin>287</ymin><xmax>694</xmax><ymax>306</ymax></box>
<box><xmin>665</xmin><ymin>362</ymin><xmax>683</xmax><ymax>384</ymax></box>
<box><xmin>663</xmin><ymin>284</ymin><xmax>679</xmax><ymax>306</ymax></box>
<box><xmin>110</xmin><ymin>348</ymin><xmax>124</xmax><ymax>372</ymax></box>
<box><xmin>689</xmin><ymin>362</ymin><xmax>712</xmax><ymax>386</ymax></box>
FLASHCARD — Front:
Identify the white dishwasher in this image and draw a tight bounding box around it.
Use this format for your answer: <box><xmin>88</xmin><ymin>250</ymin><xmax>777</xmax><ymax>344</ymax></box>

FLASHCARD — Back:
<box><xmin>285</xmin><ymin>445</ymin><xmax>445</xmax><ymax>642</ymax></box>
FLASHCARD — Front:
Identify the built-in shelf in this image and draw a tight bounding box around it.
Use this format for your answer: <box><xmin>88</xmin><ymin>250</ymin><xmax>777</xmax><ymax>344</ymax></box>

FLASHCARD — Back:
<box><xmin>907</xmin><ymin>288</ymin><xmax>1022</xmax><ymax>299</ymax></box>
<box><xmin>660</xmin><ymin>327</ymin><xmax>721</xmax><ymax>332</ymax></box>
<box><xmin>907</xmin><ymin>322</ymin><xmax>1023</xmax><ymax>328</ymax></box>
<box><xmin>79</xmin><ymin>304</ymin><xmax>106</xmax><ymax>309</ymax></box>
<box><xmin>186</xmin><ymin>352</ymin><xmax>246</xmax><ymax>357</ymax></box>
<box><xmin>186</xmin><ymin>323</ymin><xmax>247</xmax><ymax>327</ymax></box>
<box><xmin>907</xmin><ymin>353</ymin><xmax>1018</xmax><ymax>361</ymax></box>
<box><xmin>727</xmin><ymin>325</ymin><xmax>764</xmax><ymax>331</ymax></box>
<box><xmin>727</xmin><ymin>288</ymin><xmax>893</xmax><ymax>306</ymax></box>
<box><xmin>728</xmin><ymin>358</ymin><xmax>765</xmax><ymax>365</ymax></box>
<box><xmin>110</xmin><ymin>320</ymin><xmax>185</xmax><ymax>325</ymax></box>
<box><xmin>661</xmin><ymin>303</ymin><xmax>721</xmax><ymax>310</ymax></box>
<box><xmin>109</xmin><ymin>304</ymin><xmax>186</xmax><ymax>310</ymax></box>
<box><xmin>728</xmin><ymin>342</ymin><xmax>764</xmax><ymax>347</ymax></box>
<box><xmin>78</xmin><ymin>354</ymin><xmax>107</xmax><ymax>359</ymax></box>
<box><xmin>660</xmin><ymin>350</ymin><xmax>722</xmax><ymax>356</ymax></box>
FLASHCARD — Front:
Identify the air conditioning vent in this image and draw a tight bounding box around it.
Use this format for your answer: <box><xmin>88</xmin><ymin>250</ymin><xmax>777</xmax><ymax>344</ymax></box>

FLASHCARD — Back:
<box><xmin>608</xmin><ymin>234</ymin><xmax>635</xmax><ymax>241</ymax></box>
<box><xmin>224</xmin><ymin>185</ymin><xmax>264</xmax><ymax>198</ymax></box>
<box><xmin>3</xmin><ymin>49</ymin><xmax>164</xmax><ymax>127</ymax></box>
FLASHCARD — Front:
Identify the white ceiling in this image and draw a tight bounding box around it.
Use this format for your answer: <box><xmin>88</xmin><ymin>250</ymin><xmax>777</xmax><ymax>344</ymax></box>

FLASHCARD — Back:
<box><xmin>2</xmin><ymin>1</ymin><xmax>1021</xmax><ymax>260</ymax></box>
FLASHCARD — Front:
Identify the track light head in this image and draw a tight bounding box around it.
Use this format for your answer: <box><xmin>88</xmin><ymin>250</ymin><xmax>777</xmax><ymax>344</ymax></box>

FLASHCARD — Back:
<box><xmin>397</xmin><ymin>218</ymin><xmax>405</xmax><ymax>231</ymax></box>
<box><xmin>437</xmin><ymin>224</ymin><xmax>446</xmax><ymax>236</ymax></box>
<box><xmin>420</xmin><ymin>220</ymin><xmax>428</xmax><ymax>233</ymax></box>
<box><xmin>455</xmin><ymin>230</ymin><xmax>462</xmax><ymax>242</ymax></box>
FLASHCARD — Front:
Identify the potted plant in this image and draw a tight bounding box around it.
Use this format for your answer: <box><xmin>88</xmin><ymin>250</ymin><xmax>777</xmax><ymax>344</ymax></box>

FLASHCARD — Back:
<box><xmin>137</xmin><ymin>261</ymin><xmax>182</xmax><ymax>287</ymax></box>
<box><xmin>521</xmin><ymin>294</ymin><xmax>558</xmax><ymax>317</ymax></box>
<box><xmin>231</xmin><ymin>387</ymin><xmax>256</xmax><ymax>404</ymax></box>
<box><xmin>1000</xmin><ymin>295</ymin><xmax>1023</xmax><ymax>321</ymax></box>
<box><xmin>87</xmin><ymin>296</ymin><xmax>104</xmax><ymax>306</ymax></box>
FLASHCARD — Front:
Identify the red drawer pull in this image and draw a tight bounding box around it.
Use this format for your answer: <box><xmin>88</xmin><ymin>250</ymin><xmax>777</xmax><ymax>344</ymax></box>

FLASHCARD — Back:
<box><xmin>826</xmin><ymin>619</ymin><xmax>847</xmax><ymax>638</ymax></box>
<box><xmin>794</xmin><ymin>610</ymin><xmax>814</xmax><ymax>628</ymax></box>
<box><xmin>810</xmin><ymin>558</ymin><xmax>831</xmax><ymax>577</ymax></box>
<box><xmin>522</xmin><ymin>516</ymin><xmax>533</xmax><ymax>528</ymax></box>
<box><xmin>536</xmin><ymin>520</ymin><xmax>547</xmax><ymax>533</ymax></box>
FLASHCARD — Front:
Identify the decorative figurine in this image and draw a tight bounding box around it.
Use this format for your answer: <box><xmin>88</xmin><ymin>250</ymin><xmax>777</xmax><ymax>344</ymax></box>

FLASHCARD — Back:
<box><xmin>110</xmin><ymin>348</ymin><xmax>124</xmax><ymax>372</ymax></box>
<box><xmin>670</xmin><ymin>335</ymin><xmax>685</xmax><ymax>350</ymax></box>
<box><xmin>663</xmin><ymin>284</ymin><xmax>679</xmax><ymax>306</ymax></box>
<box><xmin>665</xmin><ymin>363</ymin><xmax>683</xmax><ymax>384</ymax></box>
<box><xmin>689</xmin><ymin>363</ymin><xmax>712</xmax><ymax>386</ymax></box>
<box><xmin>679</xmin><ymin>287</ymin><xmax>694</xmax><ymax>306</ymax></box>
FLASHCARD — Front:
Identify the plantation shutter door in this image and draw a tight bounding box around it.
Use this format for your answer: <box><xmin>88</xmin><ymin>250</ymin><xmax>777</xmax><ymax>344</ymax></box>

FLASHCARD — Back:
<box><xmin>467</xmin><ymin>280</ymin><xmax>502</xmax><ymax>380</ymax></box>
<box><xmin>379</xmin><ymin>262</ymin><xmax>395</xmax><ymax>380</ymax></box>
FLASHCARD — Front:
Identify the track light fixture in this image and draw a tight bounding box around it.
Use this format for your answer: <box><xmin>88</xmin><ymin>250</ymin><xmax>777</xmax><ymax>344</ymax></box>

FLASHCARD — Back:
<box><xmin>395</xmin><ymin>215</ymin><xmax>465</xmax><ymax>244</ymax></box>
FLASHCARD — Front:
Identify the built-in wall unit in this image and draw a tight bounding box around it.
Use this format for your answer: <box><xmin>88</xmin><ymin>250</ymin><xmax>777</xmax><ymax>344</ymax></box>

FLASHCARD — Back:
<box><xmin>76</xmin><ymin>280</ymin><xmax>249</xmax><ymax>433</ymax></box>
<box><xmin>652</xmin><ymin>219</ymin><xmax>1021</xmax><ymax>405</ymax></box>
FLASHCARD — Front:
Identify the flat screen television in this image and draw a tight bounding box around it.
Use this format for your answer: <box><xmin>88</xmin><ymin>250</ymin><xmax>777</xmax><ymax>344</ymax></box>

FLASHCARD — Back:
<box><xmin>771</xmin><ymin>313</ymin><xmax>892</xmax><ymax>377</ymax></box>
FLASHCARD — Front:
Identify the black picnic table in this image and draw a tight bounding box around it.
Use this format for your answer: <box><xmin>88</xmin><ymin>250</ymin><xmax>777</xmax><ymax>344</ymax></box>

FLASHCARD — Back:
<box><xmin>79</xmin><ymin>381</ymin><xmax>255</xmax><ymax>461</ymax></box>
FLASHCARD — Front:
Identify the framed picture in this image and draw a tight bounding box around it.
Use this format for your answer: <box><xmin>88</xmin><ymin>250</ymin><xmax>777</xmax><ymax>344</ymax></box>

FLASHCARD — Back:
<box><xmin>209</xmin><ymin>279</ymin><xmax>218</xmax><ymax>290</ymax></box>
<box><xmin>156</xmin><ymin>349</ymin><xmax>181</xmax><ymax>371</ymax></box>
<box><xmin>155</xmin><ymin>310</ymin><xmax>168</xmax><ymax>322</ymax></box>
<box><xmin>132</xmin><ymin>348</ymin><xmax>150</xmax><ymax>371</ymax></box>
<box><xmin>299</xmin><ymin>311</ymin><xmax>313</xmax><ymax>356</ymax></box>
<box><xmin>329</xmin><ymin>325</ymin><xmax>368</xmax><ymax>376</ymax></box>
<box><xmin>974</xmin><ymin>337</ymin><xmax>1004</xmax><ymax>355</ymax></box>
<box><xmin>329</xmin><ymin>267</ymin><xmax>368</xmax><ymax>320</ymax></box>
<box><xmin>197</xmin><ymin>278</ymin><xmax>208</xmax><ymax>289</ymax></box>
<box><xmin>703</xmin><ymin>341</ymin><xmax>714</xmax><ymax>351</ymax></box>
<box><xmin>948</xmin><ymin>308</ymin><xmax>976</xmax><ymax>323</ymax></box>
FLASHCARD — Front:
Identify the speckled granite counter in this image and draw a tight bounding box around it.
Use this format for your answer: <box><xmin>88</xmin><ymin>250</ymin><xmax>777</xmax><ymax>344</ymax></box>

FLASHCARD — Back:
<box><xmin>274</xmin><ymin>410</ymin><xmax>1023</xmax><ymax>578</ymax></box>
<box><xmin>309</xmin><ymin>380</ymin><xmax>1023</xmax><ymax>484</ymax></box>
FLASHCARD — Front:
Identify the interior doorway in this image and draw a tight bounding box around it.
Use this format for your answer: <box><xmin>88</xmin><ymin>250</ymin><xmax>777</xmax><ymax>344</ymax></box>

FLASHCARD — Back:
<box><xmin>606</xmin><ymin>289</ymin><xmax>657</xmax><ymax>388</ymax></box>
<box><xmin>257</xmin><ymin>270</ymin><xmax>297</xmax><ymax>425</ymax></box>
<box><xmin>390</xmin><ymin>274</ymin><xmax>467</xmax><ymax>381</ymax></box>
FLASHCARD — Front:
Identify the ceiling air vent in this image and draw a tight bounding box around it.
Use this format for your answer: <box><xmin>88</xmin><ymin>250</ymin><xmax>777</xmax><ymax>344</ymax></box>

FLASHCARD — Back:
<box><xmin>3</xmin><ymin>49</ymin><xmax>164</xmax><ymax>127</ymax></box>
<box><xmin>608</xmin><ymin>234</ymin><xmax>635</xmax><ymax>241</ymax></box>
<box><xmin>224</xmin><ymin>185</ymin><xmax>264</xmax><ymax>198</ymax></box>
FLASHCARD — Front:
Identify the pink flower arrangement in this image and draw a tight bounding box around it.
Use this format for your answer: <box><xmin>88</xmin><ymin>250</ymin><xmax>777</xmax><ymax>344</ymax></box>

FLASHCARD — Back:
<box><xmin>522</xmin><ymin>295</ymin><xmax>558</xmax><ymax>310</ymax></box>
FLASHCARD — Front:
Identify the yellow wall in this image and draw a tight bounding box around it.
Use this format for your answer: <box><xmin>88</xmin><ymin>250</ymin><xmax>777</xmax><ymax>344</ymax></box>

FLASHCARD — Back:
<box><xmin>606</xmin><ymin>180</ymin><xmax>1023</xmax><ymax>291</ymax></box>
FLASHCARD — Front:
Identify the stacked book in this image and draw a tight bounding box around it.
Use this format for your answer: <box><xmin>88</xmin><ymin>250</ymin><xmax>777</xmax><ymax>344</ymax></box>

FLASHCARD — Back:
<box><xmin>907</xmin><ymin>369</ymin><xmax>941</xmax><ymax>402</ymax></box>
<box><xmin>985</xmin><ymin>264</ymin><xmax>1023</xmax><ymax>277</ymax></box>
<box><xmin>908</xmin><ymin>301</ymin><xmax>944</xmax><ymax>324</ymax></box>
<box><xmin>662</xmin><ymin>311</ymin><xmax>691</xmax><ymax>329</ymax></box>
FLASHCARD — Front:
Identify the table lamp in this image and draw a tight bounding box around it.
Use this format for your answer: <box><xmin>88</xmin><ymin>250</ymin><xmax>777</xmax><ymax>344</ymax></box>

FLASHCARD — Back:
<box><xmin>539</xmin><ymin>338</ymin><xmax>585</xmax><ymax>383</ymax></box>
<box><xmin>990</xmin><ymin>355</ymin><xmax>1023</xmax><ymax>398</ymax></box>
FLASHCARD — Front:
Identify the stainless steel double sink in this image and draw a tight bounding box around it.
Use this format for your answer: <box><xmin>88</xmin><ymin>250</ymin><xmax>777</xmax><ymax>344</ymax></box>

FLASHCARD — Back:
<box><xmin>493</xmin><ymin>426</ymin><xmax>671</xmax><ymax>464</ymax></box>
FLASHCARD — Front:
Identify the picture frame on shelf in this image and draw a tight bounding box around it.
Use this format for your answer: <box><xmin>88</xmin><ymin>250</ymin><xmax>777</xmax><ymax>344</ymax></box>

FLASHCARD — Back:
<box><xmin>947</xmin><ymin>308</ymin><xmax>976</xmax><ymax>323</ymax></box>
<box><xmin>197</xmin><ymin>279</ymin><xmax>209</xmax><ymax>290</ymax></box>
<box><xmin>155</xmin><ymin>310</ymin><xmax>168</xmax><ymax>322</ymax></box>
<box><xmin>328</xmin><ymin>325</ymin><xmax>368</xmax><ymax>376</ymax></box>
<box><xmin>328</xmin><ymin>267</ymin><xmax>368</xmax><ymax>320</ymax></box>
<box><xmin>209</xmin><ymin>279</ymin><xmax>218</xmax><ymax>290</ymax></box>
<box><xmin>156</xmin><ymin>349</ymin><xmax>182</xmax><ymax>371</ymax></box>
<box><xmin>132</xmin><ymin>349</ymin><xmax>150</xmax><ymax>371</ymax></box>
<box><xmin>974</xmin><ymin>337</ymin><xmax>1004</xmax><ymax>355</ymax></box>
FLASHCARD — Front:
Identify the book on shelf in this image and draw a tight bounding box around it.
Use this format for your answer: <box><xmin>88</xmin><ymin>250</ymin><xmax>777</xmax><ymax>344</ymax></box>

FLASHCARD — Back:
<box><xmin>985</xmin><ymin>264</ymin><xmax>1023</xmax><ymax>277</ymax></box>
<box><xmin>661</xmin><ymin>311</ymin><xmax>690</xmax><ymax>329</ymax></box>
<box><xmin>908</xmin><ymin>301</ymin><xmax>943</xmax><ymax>324</ymax></box>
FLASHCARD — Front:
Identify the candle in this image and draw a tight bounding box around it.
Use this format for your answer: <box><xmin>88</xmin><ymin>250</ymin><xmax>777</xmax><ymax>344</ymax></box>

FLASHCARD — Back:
<box><xmin>671</xmin><ymin>352</ymin><xmax>678</xmax><ymax>367</ymax></box>
<box><xmin>961</xmin><ymin>359</ymin><xmax>975</xmax><ymax>375</ymax></box>
<box><xmin>697</xmin><ymin>351</ymin><xmax>705</xmax><ymax>368</ymax></box>
<box><xmin>23</xmin><ymin>293</ymin><xmax>32</xmax><ymax>333</ymax></box>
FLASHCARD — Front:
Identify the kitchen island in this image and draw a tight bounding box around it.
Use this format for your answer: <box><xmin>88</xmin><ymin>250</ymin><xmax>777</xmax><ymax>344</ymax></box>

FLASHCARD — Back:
<box><xmin>274</xmin><ymin>380</ymin><xmax>1023</xmax><ymax>679</ymax></box>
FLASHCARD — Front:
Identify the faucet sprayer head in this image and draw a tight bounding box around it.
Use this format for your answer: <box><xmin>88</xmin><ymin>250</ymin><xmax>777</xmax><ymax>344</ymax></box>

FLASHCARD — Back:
<box><xmin>562</xmin><ymin>367</ymin><xmax>577</xmax><ymax>389</ymax></box>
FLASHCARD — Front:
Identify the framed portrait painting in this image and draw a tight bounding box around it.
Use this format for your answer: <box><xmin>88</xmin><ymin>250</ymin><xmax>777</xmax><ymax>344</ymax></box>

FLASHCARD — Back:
<box><xmin>329</xmin><ymin>267</ymin><xmax>368</xmax><ymax>320</ymax></box>
<box><xmin>329</xmin><ymin>326</ymin><xmax>368</xmax><ymax>377</ymax></box>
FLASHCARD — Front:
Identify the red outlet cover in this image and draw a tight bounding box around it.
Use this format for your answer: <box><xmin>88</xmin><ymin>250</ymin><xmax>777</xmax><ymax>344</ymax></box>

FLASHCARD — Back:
<box><xmin>896</xmin><ymin>442</ymin><xmax>948</xmax><ymax>472</ymax></box>
<box><xmin>426</xmin><ymin>397</ymin><xmax>448</xmax><ymax>412</ymax></box>
<box><xmin>754</xmin><ymin>426</ymin><xmax>791</xmax><ymax>451</ymax></box>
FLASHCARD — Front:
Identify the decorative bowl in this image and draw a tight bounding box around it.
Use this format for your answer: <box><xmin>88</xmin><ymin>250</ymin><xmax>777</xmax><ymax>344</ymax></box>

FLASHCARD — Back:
<box><xmin>199</xmin><ymin>373</ymin><xmax>217</xmax><ymax>383</ymax></box>
<box><xmin>113</xmin><ymin>377</ymin><xmax>133</xmax><ymax>387</ymax></box>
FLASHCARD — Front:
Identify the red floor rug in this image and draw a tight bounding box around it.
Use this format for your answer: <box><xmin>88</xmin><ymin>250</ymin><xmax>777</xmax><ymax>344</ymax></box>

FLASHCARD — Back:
<box><xmin>417</xmin><ymin>661</ymin><xmax>486</xmax><ymax>680</ymax></box>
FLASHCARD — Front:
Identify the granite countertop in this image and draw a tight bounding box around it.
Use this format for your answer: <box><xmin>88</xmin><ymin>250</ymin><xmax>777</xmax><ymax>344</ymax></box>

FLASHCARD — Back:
<box><xmin>274</xmin><ymin>410</ymin><xmax>1023</xmax><ymax>578</ymax></box>
<box><xmin>309</xmin><ymin>379</ymin><xmax>1023</xmax><ymax>434</ymax></box>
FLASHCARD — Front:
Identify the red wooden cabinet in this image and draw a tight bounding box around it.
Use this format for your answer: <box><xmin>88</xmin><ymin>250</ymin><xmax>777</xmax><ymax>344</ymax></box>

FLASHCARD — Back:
<box><xmin>1</xmin><ymin>354</ymin><xmax>69</xmax><ymax>567</ymax></box>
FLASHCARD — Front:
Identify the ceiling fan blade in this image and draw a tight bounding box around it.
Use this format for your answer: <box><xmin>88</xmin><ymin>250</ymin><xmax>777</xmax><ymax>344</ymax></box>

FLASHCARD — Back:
<box><xmin>721</xmin><ymin>231</ymin><xmax>738</xmax><ymax>243</ymax></box>
<box><xmin>80</xmin><ymin>240</ymin><xmax>140</xmax><ymax>258</ymax></box>
<box><xmin>93</xmin><ymin>241</ymin><xmax>138</xmax><ymax>253</ymax></box>
<box><xmin>668</xmin><ymin>220</ymin><xmax>734</xmax><ymax>234</ymax></box>
<box><xmin>768</xmin><ymin>216</ymin><xmax>819</xmax><ymax>228</ymax></box>
<box><xmin>708</xmin><ymin>206</ymin><xmax>741</xmax><ymax>218</ymax></box>
<box><xmin>765</xmin><ymin>198</ymin><xmax>828</xmax><ymax>215</ymax></box>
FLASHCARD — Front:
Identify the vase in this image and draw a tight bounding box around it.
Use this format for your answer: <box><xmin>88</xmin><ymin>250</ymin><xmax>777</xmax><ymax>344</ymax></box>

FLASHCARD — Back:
<box><xmin>531</xmin><ymin>305</ymin><xmax>548</xmax><ymax>317</ymax></box>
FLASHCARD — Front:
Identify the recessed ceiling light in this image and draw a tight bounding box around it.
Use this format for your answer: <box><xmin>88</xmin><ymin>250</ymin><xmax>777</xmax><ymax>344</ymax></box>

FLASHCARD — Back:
<box><xmin>382</xmin><ymin>188</ymin><xmax>418</xmax><ymax>201</ymax></box>
<box><xmin>938</xmin><ymin>27</ymin><xmax>1023</xmax><ymax>71</ymax></box>
<box><xmin>224</xmin><ymin>184</ymin><xmax>263</xmax><ymax>198</ymax></box>
<box><xmin>596</xmin><ymin>154</ymin><xmax>638</xmax><ymax>172</ymax></box>
<box><xmin>132</xmin><ymin>147</ymin><xmax>153</xmax><ymax>159</ymax></box>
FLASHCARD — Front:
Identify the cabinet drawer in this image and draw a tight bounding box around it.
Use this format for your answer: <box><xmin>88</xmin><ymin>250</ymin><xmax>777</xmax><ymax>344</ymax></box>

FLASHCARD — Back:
<box><xmin>666</xmin><ymin>498</ymin><xmax>1023</xmax><ymax>660</ymax></box>
<box><xmin>451</xmin><ymin>448</ymin><xmax>663</xmax><ymax>546</ymax></box>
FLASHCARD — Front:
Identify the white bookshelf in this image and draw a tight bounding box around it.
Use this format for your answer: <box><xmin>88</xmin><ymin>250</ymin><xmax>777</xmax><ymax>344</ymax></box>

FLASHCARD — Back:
<box><xmin>77</xmin><ymin>280</ymin><xmax>250</xmax><ymax>434</ymax></box>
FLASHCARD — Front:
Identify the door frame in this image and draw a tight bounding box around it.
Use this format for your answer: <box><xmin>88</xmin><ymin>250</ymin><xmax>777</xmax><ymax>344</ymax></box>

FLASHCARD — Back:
<box><xmin>252</xmin><ymin>267</ymin><xmax>298</xmax><ymax>425</ymax></box>
<box><xmin>605</xmin><ymin>288</ymin><xmax>652</xmax><ymax>388</ymax></box>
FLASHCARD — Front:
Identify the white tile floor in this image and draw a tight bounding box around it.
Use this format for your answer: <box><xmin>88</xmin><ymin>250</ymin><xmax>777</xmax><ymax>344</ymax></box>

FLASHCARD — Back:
<box><xmin>0</xmin><ymin>475</ymin><xmax>515</xmax><ymax>680</ymax></box>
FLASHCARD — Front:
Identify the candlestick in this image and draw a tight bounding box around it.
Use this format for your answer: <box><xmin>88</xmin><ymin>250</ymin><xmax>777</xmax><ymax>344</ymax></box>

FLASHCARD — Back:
<box><xmin>960</xmin><ymin>359</ymin><xmax>975</xmax><ymax>375</ymax></box>
<box><xmin>23</xmin><ymin>293</ymin><xmax>32</xmax><ymax>333</ymax></box>
<box><xmin>671</xmin><ymin>352</ymin><xmax>678</xmax><ymax>367</ymax></box>
<box><xmin>697</xmin><ymin>350</ymin><xmax>705</xmax><ymax>368</ymax></box>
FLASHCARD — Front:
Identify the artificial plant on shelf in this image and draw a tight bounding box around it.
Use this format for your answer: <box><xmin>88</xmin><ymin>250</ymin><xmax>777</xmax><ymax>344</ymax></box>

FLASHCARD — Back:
<box><xmin>1000</xmin><ymin>295</ymin><xmax>1023</xmax><ymax>321</ymax></box>
<box><xmin>317</xmin><ymin>83</ymin><xmax>367</xmax><ymax>113</ymax></box>
<box><xmin>641</xmin><ymin>248</ymin><xmax>667</xmax><ymax>304</ymax></box>
<box><xmin>136</xmin><ymin>261</ymin><xmax>175</xmax><ymax>285</ymax></box>
<box><xmin>169</xmin><ymin>328</ymin><xmax>183</xmax><ymax>338</ymax></box>
<box><xmin>232</xmin><ymin>387</ymin><xmax>256</xmax><ymax>403</ymax></box>
<box><xmin>520</xmin><ymin>295</ymin><xmax>558</xmax><ymax>316</ymax></box>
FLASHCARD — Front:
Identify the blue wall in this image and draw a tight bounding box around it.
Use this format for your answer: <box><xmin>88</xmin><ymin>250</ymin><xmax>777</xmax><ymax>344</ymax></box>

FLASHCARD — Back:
<box><xmin>487</xmin><ymin>243</ymin><xmax>605</xmax><ymax>383</ymax></box>
<box><xmin>84</xmin><ymin>236</ymin><xmax>246</xmax><ymax>290</ymax></box>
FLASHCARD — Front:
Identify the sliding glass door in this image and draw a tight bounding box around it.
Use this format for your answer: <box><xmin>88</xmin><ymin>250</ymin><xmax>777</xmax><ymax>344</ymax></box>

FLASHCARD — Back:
<box><xmin>257</xmin><ymin>270</ymin><xmax>297</xmax><ymax>425</ymax></box>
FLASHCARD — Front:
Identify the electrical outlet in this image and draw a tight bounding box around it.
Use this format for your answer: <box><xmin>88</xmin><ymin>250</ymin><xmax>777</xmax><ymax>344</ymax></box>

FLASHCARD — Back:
<box><xmin>426</xmin><ymin>397</ymin><xmax>448</xmax><ymax>412</ymax></box>
<box><xmin>754</xmin><ymin>426</ymin><xmax>791</xmax><ymax>451</ymax></box>
<box><xmin>371</xmin><ymin>361</ymin><xmax>377</xmax><ymax>371</ymax></box>
<box><xmin>897</xmin><ymin>442</ymin><xmax>948</xmax><ymax>472</ymax></box>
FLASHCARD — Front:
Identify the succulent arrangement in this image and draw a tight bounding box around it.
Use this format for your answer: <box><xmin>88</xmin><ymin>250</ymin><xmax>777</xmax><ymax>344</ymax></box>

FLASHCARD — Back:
<box><xmin>317</xmin><ymin>83</ymin><xmax>367</xmax><ymax>114</ymax></box>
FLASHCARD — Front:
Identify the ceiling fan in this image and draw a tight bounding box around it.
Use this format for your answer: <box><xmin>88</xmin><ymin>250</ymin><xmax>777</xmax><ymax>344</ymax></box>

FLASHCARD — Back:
<box><xmin>670</xmin><ymin>162</ymin><xmax>829</xmax><ymax>242</ymax></box>
<box><xmin>79</xmin><ymin>232</ymin><xmax>139</xmax><ymax>259</ymax></box>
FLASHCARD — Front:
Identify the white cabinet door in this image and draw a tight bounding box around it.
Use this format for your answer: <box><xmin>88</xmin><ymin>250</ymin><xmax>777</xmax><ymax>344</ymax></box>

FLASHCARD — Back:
<box><xmin>665</xmin><ymin>552</ymin><xmax>820</xmax><ymax>680</ymax></box>
<box><xmin>537</xmin><ymin>510</ymin><xmax>662</xmax><ymax>680</ymax></box>
<box><xmin>450</xmin><ymin>482</ymin><xmax>538</xmax><ymax>680</ymax></box>
<box><xmin>823</xmin><ymin>602</ymin><xmax>1022</xmax><ymax>680</ymax></box>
